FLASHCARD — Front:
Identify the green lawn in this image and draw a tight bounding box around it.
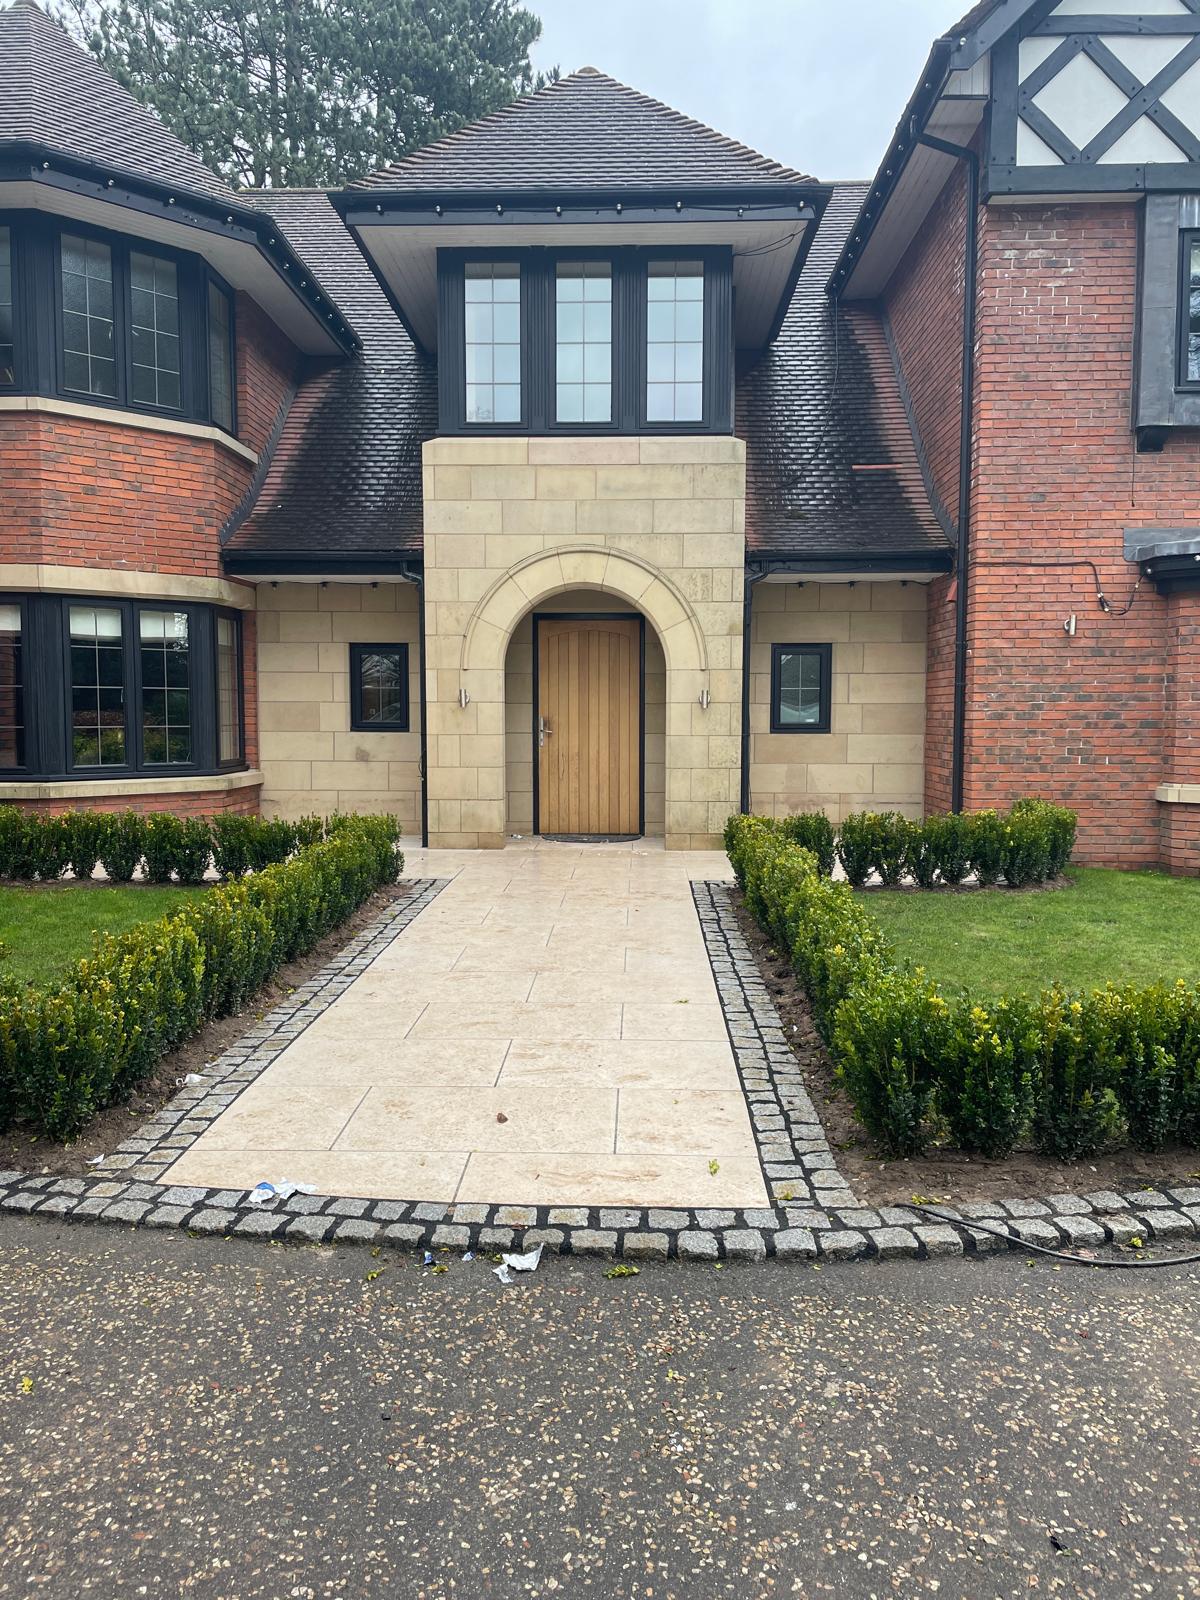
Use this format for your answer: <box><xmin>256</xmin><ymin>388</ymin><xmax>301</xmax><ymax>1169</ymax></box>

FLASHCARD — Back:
<box><xmin>862</xmin><ymin>868</ymin><xmax>1200</xmax><ymax>997</ymax></box>
<box><xmin>0</xmin><ymin>885</ymin><xmax>207</xmax><ymax>986</ymax></box>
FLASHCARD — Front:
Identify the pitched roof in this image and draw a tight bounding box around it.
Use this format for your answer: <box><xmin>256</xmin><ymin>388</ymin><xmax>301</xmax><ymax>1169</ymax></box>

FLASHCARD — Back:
<box><xmin>0</xmin><ymin>0</ymin><xmax>236</xmax><ymax>205</ymax></box>
<box><xmin>352</xmin><ymin>66</ymin><xmax>816</xmax><ymax>193</ymax></box>
<box><xmin>223</xmin><ymin>192</ymin><xmax>437</xmax><ymax>566</ymax></box>
<box><xmin>738</xmin><ymin>184</ymin><xmax>952</xmax><ymax>562</ymax></box>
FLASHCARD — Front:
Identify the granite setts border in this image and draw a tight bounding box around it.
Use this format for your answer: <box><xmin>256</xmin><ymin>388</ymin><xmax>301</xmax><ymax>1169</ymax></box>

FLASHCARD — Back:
<box><xmin>1</xmin><ymin>877</ymin><xmax>1199</xmax><ymax>1265</ymax></box>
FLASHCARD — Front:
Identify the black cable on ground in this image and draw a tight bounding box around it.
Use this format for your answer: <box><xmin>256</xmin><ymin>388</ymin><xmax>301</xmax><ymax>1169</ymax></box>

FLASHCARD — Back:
<box><xmin>898</xmin><ymin>1202</ymin><xmax>1200</xmax><ymax>1271</ymax></box>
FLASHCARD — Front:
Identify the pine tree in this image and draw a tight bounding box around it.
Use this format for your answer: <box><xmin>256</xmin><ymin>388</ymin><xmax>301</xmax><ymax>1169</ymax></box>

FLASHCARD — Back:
<box><xmin>53</xmin><ymin>0</ymin><xmax>549</xmax><ymax>188</ymax></box>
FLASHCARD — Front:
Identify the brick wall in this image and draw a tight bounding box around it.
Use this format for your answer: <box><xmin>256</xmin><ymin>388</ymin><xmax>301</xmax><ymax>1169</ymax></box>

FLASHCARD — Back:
<box><xmin>0</xmin><ymin>293</ymin><xmax>296</xmax><ymax>577</ymax></box>
<box><xmin>14</xmin><ymin>784</ymin><xmax>260</xmax><ymax>818</ymax></box>
<box><xmin>965</xmin><ymin>202</ymin><xmax>1195</xmax><ymax>867</ymax></box>
<box><xmin>882</xmin><ymin>165</ymin><xmax>966</xmax><ymax>820</ymax></box>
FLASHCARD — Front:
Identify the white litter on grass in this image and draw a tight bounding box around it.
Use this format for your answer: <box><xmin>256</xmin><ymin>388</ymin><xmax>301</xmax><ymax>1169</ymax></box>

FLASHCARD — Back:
<box><xmin>85</xmin><ymin>1155</ymin><xmax>104</xmax><ymax>1167</ymax></box>
<box><xmin>247</xmin><ymin>1180</ymin><xmax>318</xmax><ymax>1205</ymax></box>
<box><xmin>182</xmin><ymin>1073</ymin><xmax>204</xmax><ymax>1086</ymax></box>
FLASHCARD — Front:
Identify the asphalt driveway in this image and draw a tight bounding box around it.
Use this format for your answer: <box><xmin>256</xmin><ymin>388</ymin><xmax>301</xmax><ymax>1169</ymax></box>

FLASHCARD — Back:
<box><xmin>1</xmin><ymin>1215</ymin><xmax>1197</xmax><ymax>1599</ymax></box>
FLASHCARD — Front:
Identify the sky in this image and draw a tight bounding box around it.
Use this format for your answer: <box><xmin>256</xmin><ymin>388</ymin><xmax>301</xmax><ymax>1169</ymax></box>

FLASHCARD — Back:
<box><xmin>527</xmin><ymin>0</ymin><xmax>969</xmax><ymax>181</ymax></box>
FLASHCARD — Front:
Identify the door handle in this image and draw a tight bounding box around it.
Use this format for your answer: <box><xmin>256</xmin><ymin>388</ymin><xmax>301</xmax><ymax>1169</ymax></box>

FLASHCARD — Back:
<box><xmin>538</xmin><ymin>716</ymin><xmax>552</xmax><ymax>748</ymax></box>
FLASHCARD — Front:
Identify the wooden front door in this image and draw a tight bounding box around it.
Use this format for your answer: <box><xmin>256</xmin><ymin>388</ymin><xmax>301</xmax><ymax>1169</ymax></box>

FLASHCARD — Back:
<box><xmin>535</xmin><ymin>616</ymin><xmax>643</xmax><ymax>837</ymax></box>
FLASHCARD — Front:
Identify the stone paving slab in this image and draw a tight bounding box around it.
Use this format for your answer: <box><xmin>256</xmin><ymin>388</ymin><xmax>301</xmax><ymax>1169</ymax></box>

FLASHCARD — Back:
<box><xmin>2</xmin><ymin>873</ymin><xmax>1200</xmax><ymax>1265</ymax></box>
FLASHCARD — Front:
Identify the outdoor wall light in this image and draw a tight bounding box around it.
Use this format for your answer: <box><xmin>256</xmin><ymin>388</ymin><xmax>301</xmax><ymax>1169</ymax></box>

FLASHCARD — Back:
<box><xmin>459</xmin><ymin>687</ymin><xmax>471</xmax><ymax>709</ymax></box>
<box><xmin>699</xmin><ymin>688</ymin><xmax>711</xmax><ymax>711</ymax></box>
<box><xmin>1063</xmin><ymin>613</ymin><xmax>1077</xmax><ymax>638</ymax></box>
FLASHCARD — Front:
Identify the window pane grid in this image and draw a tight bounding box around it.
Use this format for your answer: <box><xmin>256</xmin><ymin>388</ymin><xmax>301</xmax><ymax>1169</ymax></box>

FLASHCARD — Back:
<box><xmin>556</xmin><ymin>261</ymin><xmax>612</xmax><ymax>424</ymax></box>
<box><xmin>0</xmin><ymin>602</ymin><xmax>22</xmax><ymax>769</ymax></box>
<box><xmin>139</xmin><ymin>609</ymin><xmax>191</xmax><ymax>764</ymax></box>
<box><xmin>130</xmin><ymin>252</ymin><xmax>181</xmax><ymax>410</ymax></box>
<box><xmin>353</xmin><ymin>646</ymin><xmax>408</xmax><ymax>728</ymax></box>
<box><xmin>61</xmin><ymin>235</ymin><xmax>117</xmax><ymax>398</ymax></box>
<box><xmin>772</xmin><ymin>645</ymin><xmax>829</xmax><ymax>733</ymax></box>
<box><xmin>465</xmin><ymin>263</ymin><xmax>521</xmax><ymax>424</ymax></box>
<box><xmin>217</xmin><ymin>614</ymin><xmax>241</xmax><ymax>762</ymax></box>
<box><xmin>208</xmin><ymin>281</ymin><xmax>234</xmax><ymax>431</ymax></box>
<box><xmin>0</xmin><ymin>229</ymin><xmax>13</xmax><ymax>387</ymax></box>
<box><xmin>69</xmin><ymin>605</ymin><xmax>125</xmax><ymax>766</ymax></box>
<box><xmin>1188</xmin><ymin>240</ymin><xmax>1200</xmax><ymax>384</ymax></box>
<box><xmin>646</xmin><ymin>260</ymin><xmax>704</xmax><ymax>423</ymax></box>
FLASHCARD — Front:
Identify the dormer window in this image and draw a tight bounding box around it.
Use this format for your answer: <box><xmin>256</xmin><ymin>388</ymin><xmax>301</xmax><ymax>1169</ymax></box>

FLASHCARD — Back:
<box><xmin>437</xmin><ymin>247</ymin><xmax>732</xmax><ymax>436</ymax></box>
<box><xmin>0</xmin><ymin>211</ymin><xmax>238</xmax><ymax>434</ymax></box>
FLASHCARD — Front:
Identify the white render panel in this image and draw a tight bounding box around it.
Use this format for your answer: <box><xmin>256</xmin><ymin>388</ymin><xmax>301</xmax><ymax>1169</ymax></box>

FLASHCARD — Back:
<box><xmin>1019</xmin><ymin>36</ymin><xmax>1061</xmax><ymax>80</ymax></box>
<box><xmin>1032</xmin><ymin>52</ymin><xmax>1131</xmax><ymax>148</ymax></box>
<box><xmin>1017</xmin><ymin>119</ymin><xmax>1066</xmax><ymax>165</ymax></box>
<box><xmin>1101</xmin><ymin>34</ymin><xmax>1193</xmax><ymax>83</ymax></box>
<box><xmin>1098</xmin><ymin>116</ymin><xmax>1188</xmax><ymax>163</ymax></box>
<box><xmin>1159</xmin><ymin>57</ymin><xmax>1200</xmax><ymax>133</ymax></box>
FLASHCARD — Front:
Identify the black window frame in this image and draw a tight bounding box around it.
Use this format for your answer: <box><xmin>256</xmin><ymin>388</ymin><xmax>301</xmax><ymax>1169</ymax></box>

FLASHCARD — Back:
<box><xmin>0</xmin><ymin>209</ymin><xmax>238</xmax><ymax>436</ymax></box>
<box><xmin>1177</xmin><ymin>227</ymin><xmax>1200</xmax><ymax>391</ymax></box>
<box><xmin>770</xmin><ymin>642</ymin><xmax>833</xmax><ymax>736</ymax></box>
<box><xmin>0</xmin><ymin>591</ymin><xmax>26</xmax><ymax>772</ymax></box>
<box><xmin>349</xmin><ymin>642</ymin><xmax>411</xmax><ymax>733</ymax></box>
<box><xmin>0</xmin><ymin>592</ymin><xmax>246</xmax><ymax>782</ymax></box>
<box><xmin>436</xmin><ymin>245</ymin><xmax>733</xmax><ymax>436</ymax></box>
<box><xmin>214</xmin><ymin>607</ymin><xmax>246</xmax><ymax>769</ymax></box>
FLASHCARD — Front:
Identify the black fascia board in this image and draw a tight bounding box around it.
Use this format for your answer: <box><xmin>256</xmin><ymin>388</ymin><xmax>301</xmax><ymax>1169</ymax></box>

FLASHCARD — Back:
<box><xmin>335</xmin><ymin>187</ymin><xmax>822</xmax><ymax>231</ymax></box>
<box><xmin>949</xmin><ymin>0</ymin><xmax>1043</xmax><ymax>69</ymax></box>
<box><xmin>0</xmin><ymin>142</ymin><xmax>359</xmax><ymax>352</ymax></box>
<box><xmin>763</xmin><ymin>185</ymin><xmax>834</xmax><ymax>347</ymax></box>
<box><xmin>826</xmin><ymin>37</ymin><xmax>957</xmax><ymax>297</ymax></box>
<box><xmin>744</xmin><ymin>551</ymin><xmax>953</xmax><ymax>577</ymax></box>
<box><xmin>222</xmin><ymin>550</ymin><xmax>423</xmax><ymax>577</ymax></box>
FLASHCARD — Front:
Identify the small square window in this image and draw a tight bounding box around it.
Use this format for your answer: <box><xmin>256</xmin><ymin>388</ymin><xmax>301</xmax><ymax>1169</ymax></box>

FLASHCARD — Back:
<box><xmin>771</xmin><ymin>643</ymin><xmax>832</xmax><ymax>734</ymax></box>
<box><xmin>350</xmin><ymin>643</ymin><xmax>410</xmax><ymax>731</ymax></box>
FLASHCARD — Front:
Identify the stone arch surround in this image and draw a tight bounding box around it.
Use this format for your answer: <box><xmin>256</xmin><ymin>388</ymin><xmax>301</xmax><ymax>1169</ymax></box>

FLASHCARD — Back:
<box><xmin>420</xmin><ymin>433</ymin><xmax>747</xmax><ymax>849</ymax></box>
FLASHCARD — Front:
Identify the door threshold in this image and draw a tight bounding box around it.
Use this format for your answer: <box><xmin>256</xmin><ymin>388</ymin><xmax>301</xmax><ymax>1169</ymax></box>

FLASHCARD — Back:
<box><xmin>539</xmin><ymin>834</ymin><xmax>642</xmax><ymax>844</ymax></box>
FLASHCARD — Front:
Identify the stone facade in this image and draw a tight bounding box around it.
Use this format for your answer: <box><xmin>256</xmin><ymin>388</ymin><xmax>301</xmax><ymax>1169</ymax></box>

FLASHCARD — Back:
<box><xmin>421</xmin><ymin>435</ymin><xmax>746</xmax><ymax>849</ymax></box>
<box><xmin>749</xmin><ymin>581</ymin><xmax>928</xmax><ymax>822</ymax></box>
<box><xmin>257</xmin><ymin>581</ymin><xmax>422</xmax><ymax>826</ymax></box>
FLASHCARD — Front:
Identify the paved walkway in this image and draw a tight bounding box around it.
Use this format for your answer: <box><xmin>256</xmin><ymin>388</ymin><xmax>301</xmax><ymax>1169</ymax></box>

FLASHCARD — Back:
<box><xmin>166</xmin><ymin>841</ymin><xmax>769</xmax><ymax>1209</ymax></box>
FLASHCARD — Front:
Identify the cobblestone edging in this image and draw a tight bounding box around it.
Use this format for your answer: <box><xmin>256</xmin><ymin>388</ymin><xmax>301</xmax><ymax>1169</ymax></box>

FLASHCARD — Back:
<box><xmin>2</xmin><ymin>878</ymin><xmax>1199</xmax><ymax>1265</ymax></box>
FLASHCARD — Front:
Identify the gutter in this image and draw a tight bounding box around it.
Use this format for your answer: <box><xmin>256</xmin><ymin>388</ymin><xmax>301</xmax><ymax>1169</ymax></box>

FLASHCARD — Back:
<box><xmin>917</xmin><ymin>132</ymin><xmax>980</xmax><ymax>815</ymax></box>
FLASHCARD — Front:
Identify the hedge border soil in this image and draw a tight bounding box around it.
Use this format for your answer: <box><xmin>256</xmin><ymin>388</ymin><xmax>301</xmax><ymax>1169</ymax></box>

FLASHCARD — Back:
<box><xmin>0</xmin><ymin>882</ymin><xmax>410</xmax><ymax>1181</ymax></box>
<box><xmin>730</xmin><ymin>887</ymin><xmax>1200</xmax><ymax>1208</ymax></box>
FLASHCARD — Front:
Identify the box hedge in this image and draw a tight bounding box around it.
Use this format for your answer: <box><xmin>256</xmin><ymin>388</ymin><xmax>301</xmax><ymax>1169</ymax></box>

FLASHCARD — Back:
<box><xmin>0</xmin><ymin>814</ymin><xmax>402</xmax><ymax>1140</ymax></box>
<box><xmin>725</xmin><ymin>812</ymin><xmax>1200</xmax><ymax>1163</ymax></box>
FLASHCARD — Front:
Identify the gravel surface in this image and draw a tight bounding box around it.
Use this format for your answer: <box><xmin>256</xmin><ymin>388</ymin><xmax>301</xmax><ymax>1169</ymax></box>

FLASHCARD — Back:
<box><xmin>1</xmin><ymin>1216</ymin><xmax>1198</xmax><ymax>1599</ymax></box>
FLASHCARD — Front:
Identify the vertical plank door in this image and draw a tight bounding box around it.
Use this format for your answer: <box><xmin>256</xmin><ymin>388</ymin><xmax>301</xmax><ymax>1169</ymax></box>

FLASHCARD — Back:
<box><xmin>537</xmin><ymin>617</ymin><xmax>641</xmax><ymax>836</ymax></box>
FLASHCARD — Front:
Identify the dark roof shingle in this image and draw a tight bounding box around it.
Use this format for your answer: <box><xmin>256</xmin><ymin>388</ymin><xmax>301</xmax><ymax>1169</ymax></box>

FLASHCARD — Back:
<box><xmin>0</xmin><ymin>0</ymin><xmax>236</xmax><ymax>205</ymax></box>
<box><xmin>739</xmin><ymin>184</ymin><xmax>951</xmax><ymax>562</ymax></box>
<box><xmin>224</xmin><ymin>192</ymin><xmax>436</xmax><ymax>563</ymax></box>
<box><xmin>352</xmin><ymin>67</ymin><xmax>816</xmax><ymax>193</ymax></box>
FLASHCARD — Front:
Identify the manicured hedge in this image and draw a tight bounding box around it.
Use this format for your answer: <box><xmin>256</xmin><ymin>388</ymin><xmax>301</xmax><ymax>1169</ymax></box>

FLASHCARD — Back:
<box><xmin>0</xmin><ymin>807</ymin><xmax>330</xmax><ymax>885</ymax></box>
<box><xmin>761</xmin><ymin>800</ymin><xmax>1078</xmax><ymax>889</ymax></box>
<box><xmin>0</xmin><ymin>815</ymin><xmax>402</xmax><ymax>1140</ymax></box>
<box><xmin>725</xmin><ymin>813</ymin><xmax>1200</xmax><ymax>1163</ymax></box>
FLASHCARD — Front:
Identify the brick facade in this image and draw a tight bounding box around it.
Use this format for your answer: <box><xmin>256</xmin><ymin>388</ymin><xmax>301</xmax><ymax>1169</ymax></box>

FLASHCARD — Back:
<box><xmin>887</xmin><ymin>179</ymin><xmax>1200</xmax><ymax>874</ymax></box>
<box><xmin>14</xmin><ymin>784</ymin><xmax>260</xmax><ymax>818</ymax></box>
<box><xmin>883</xmin><ymin>165</ymin><xmax>966</xmax><ymax>823</ymax></box>
<box><xmin>0</xmin><ymin>292</ymin><xmax>288</xmax><ymax>816</ymax></box>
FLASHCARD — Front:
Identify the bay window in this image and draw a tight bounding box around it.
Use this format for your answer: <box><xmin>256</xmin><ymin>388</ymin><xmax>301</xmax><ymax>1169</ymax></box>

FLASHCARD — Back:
<box><xmin>0</xmin><ymin>211</ymin><xmax>236</xmax><ymax>432</ymax></box>
<box><xmin>438</xmin><ymin>247</ymin><xmax>731</xmax><ymax>434</ymax></box>
<box><xmin>0</xmin><ymin>596</ymin><xmax>244</xmax><ymax>780</ymax></box>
